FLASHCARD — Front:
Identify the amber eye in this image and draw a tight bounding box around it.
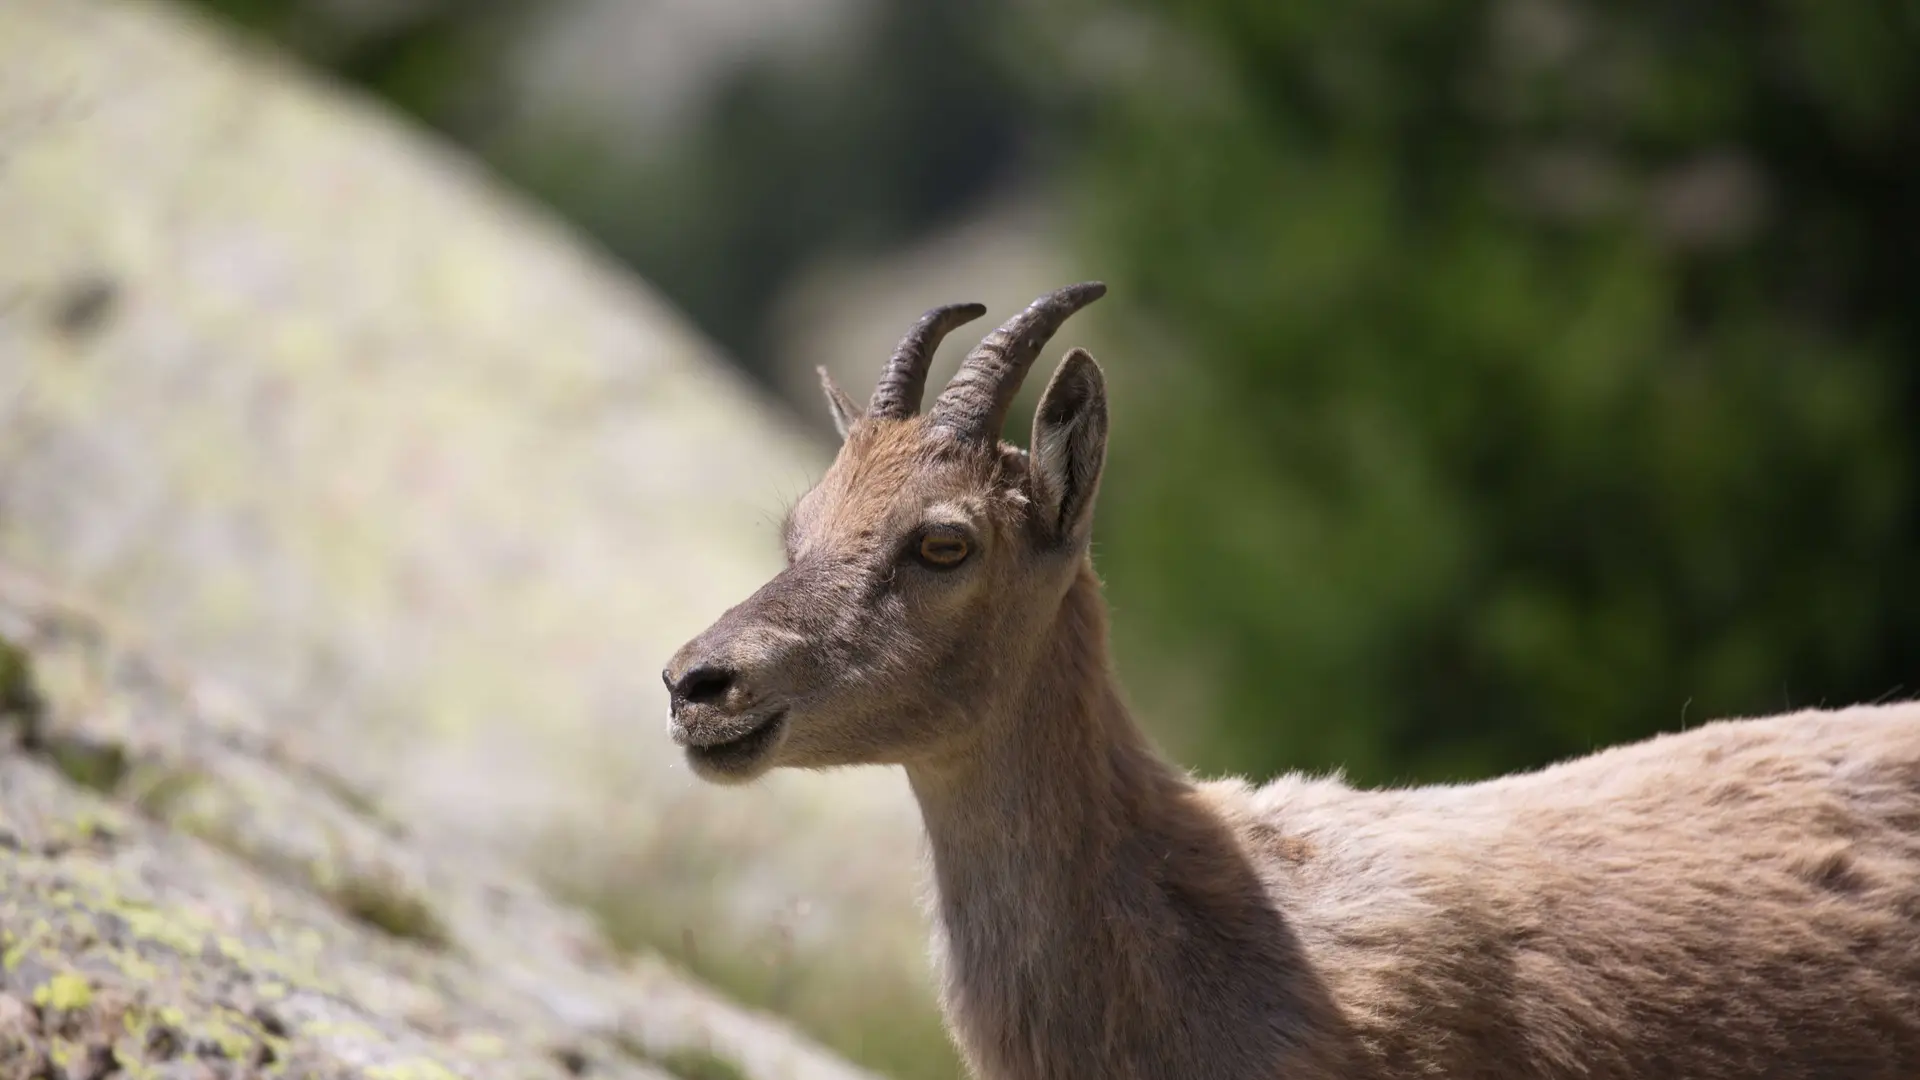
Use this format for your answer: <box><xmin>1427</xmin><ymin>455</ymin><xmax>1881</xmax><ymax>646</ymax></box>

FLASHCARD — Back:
<box><xmin>916</xmin><ymin>531</ymin><xmax>971</xmax><ymax>568</ymax></box>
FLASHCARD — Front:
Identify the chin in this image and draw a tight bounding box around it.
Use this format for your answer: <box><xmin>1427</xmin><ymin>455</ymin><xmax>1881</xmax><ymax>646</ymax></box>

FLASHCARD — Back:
<box><xmin>683</xmin><ymin>710</ymin><xmax>788</xmax><ymax>784</ymax></box>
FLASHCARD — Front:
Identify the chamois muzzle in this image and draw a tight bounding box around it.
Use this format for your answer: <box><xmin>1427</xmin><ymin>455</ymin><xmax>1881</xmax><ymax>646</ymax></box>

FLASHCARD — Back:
<box><xmin>662</xmin><ymin>596</ymin><xmax>800</xmax><ymax>781</ymax></box>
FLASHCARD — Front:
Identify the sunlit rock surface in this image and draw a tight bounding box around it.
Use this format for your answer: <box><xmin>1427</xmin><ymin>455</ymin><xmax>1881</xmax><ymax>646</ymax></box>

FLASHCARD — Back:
<box><xmin>0</xmin><ymin>570</ymin><xmax>879</xmax><ymax>1080</ymax></box>
<box><xmin>0</xmin><ymin>0</ymin><xmax>936</xmax><ymax>1068</ymax></box>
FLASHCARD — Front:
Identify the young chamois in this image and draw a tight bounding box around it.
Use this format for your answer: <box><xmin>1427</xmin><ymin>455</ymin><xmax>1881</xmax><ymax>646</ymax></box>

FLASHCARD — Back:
<box><xmin>664</xmin><ymin>283</ymin><xmax>1920</xmax><ymax>1080</ymax></box>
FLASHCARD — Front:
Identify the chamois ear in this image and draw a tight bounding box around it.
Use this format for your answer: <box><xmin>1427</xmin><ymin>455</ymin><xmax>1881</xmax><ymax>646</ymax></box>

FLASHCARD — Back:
<box><xmin>818</xmin><ymin>366</ymin><xmax>863</xmax><ymax>440</ymax></box>
<box><xmin>1029</xmin><ymin>348</ymin><xmax>1109</xmax><ymax>545</ymax></box>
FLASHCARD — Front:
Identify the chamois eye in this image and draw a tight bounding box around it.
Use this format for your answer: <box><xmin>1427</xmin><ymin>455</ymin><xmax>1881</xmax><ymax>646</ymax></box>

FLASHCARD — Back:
<box><xmin>916</xmin><ymin>531</ymin><xmax>971</xmax><ymax>568</ymax></box>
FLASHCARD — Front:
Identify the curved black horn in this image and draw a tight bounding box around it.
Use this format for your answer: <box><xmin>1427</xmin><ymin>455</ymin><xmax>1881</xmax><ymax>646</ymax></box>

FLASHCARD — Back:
<box><xmin>869</xmin><ymin>302</ymin><xmax>989</xmax><ymax>420</ymax></box>
<box><xmin>929</xmin><ymin>282</ymin><xmax>1106</xmax><ymax>440</ymax></box>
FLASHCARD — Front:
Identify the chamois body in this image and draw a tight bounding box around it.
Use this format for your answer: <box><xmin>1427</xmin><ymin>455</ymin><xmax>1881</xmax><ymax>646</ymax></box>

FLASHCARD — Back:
<box><xmin>664</xmin><ymin>284</ymin><xmax>1920</xmax><ymax>1079</ymax></box>
<box><xmin>918</xmin><ymin>563</ymin><xmax>1920</xmax><ymax>1079</ymax></box>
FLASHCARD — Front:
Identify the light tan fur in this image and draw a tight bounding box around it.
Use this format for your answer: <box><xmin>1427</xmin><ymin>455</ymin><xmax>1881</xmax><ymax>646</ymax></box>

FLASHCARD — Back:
<box><xmin>665</xmin><ymin>286</ymin><xmax>1920</xmax><ymax>1079</ymax></box>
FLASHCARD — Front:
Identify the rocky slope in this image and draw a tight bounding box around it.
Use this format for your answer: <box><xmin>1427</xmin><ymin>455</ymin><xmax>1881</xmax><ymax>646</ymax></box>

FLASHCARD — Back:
<box><xmin>0</xmin><ymin>0</ymin><xmax>943</xmax><ymax>1071</ymax></box>
<box><xmin>0</xmin><ymin>567</ymin><xmax>878</xmax><ymax>1080</ymax></box>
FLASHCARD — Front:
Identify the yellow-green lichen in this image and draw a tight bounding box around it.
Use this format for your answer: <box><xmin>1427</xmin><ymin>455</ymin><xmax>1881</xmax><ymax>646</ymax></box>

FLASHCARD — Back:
<box><xmin>114</xmin><ymin>1056</ymin><xmax>162</xmax><ymax>1080</ymax></box>
<box><xmin>366</xmin><ymin>1056</ymin><xmax>464</xmax><ymax>1080</ymax></box>
<box><xmin>119</xmin><ymin>1002</ymin><xmax>183</xmax><ymax>1062</ymax></box>
<box><xmin>50</xmin><ymin>1038</ymin><xmax>83</xmax><ymax>1071</ymax></box>
<box><xmin>118</xmin><ymin>1000</ymin><xmax>284</xmax><ymax>1079</ymax></box>
<box><xmin>4</xmin><ymin>918</ymin><xmax>51</xmax><ymax>971</ymax></box>
<box><xmin>196</xmin><ymin>1006</ymin><xmax>259</xmax><ymax>1062</ymax></box>
<box><xmin>35</xmin><ymin>972</ymin><xmax>93</xmax><ymax>1010</ymax></box>
<box><xmin>456</xmin><ymin>1032</ymin><xmax>507</xmax><ymax>1057</ymax></box>
<box><xmin>109</xmin><ymin>946</ymin><xmax>160</xmax><ymax>984</ymax></box>
<box><xmin>122</xmin><ymin>907</ymin><xmax>207</xmax><ymax>956</ymax></box>
<box><xmin>298</xmin><ymin>1018</ymin><xmax>382</xmax><ymax>1043</ymax></box>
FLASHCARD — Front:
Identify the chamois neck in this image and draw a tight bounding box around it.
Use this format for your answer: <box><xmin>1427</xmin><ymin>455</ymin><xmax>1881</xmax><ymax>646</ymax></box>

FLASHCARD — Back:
<box><xmin>905</xmin><ymin>561</ymin><xmax>1186</xmax><ymax>867</ymax></box>
<box><xmin>903</xmin><ymin>563</ymin><xmax>1343</xmax><ymax>1080</ymax></box>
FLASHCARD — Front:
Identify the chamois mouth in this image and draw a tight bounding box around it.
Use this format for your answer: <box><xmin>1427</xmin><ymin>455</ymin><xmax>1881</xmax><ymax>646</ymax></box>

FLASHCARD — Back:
<box><xmin>683</xmin><ymin>710</ymin><xmax>788</xmax><ymax>781</ymax></box>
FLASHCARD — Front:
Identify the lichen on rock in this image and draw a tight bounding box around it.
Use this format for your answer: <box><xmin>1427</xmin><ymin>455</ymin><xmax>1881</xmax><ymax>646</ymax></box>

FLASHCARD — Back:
<box><xmin>0</xmin><ymin>1</ymin><xmax>936</xmax><ymax>1069</ymax></box>
<box><xmin>0</xmin><ymin>572</ymin><xmax>880</xmax><ymax>1080</ymax></box>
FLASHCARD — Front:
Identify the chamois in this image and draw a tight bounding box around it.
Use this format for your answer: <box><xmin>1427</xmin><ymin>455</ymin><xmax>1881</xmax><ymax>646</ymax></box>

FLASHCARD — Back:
<box><xmin>664</xmin><ymin>283</ymin><xmax>1920</xmax><ymax>1080</ymax></box>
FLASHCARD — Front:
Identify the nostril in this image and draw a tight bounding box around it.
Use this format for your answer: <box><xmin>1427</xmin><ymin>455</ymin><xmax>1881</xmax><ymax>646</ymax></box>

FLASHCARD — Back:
<box><xmin>672</xmin><ymin>663</ymin><xmax>735</xmax><ymax>705</ymax></box>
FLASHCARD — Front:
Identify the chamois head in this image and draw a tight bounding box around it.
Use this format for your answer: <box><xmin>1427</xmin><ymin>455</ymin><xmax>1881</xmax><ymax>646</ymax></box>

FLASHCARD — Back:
<box><xmin>664</xmin><ymin>283</ymin><xmax>1111</xmax><ymax>783</ymax></box>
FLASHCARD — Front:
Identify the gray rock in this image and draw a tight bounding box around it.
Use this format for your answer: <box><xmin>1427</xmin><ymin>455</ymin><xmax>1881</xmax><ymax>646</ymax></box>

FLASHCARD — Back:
<box><xmin>0</xmin><ymin>0</ymin><xmax>936</xmax><ymax>1065</ymax></box>
<box><xmin>0</xmin><ymin>570</ymin><xmax>878</xmax><ymax>1080</ymax></box>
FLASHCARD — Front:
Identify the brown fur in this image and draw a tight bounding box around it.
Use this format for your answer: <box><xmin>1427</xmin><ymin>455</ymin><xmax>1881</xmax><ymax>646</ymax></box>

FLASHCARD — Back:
<box><xmin>665</xmin><ymin>297</ymin><xmax>1920</xmax><ymax>1079</ymax></box>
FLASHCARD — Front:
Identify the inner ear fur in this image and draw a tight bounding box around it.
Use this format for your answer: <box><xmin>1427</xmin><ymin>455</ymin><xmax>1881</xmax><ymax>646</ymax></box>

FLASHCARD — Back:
<box><xmin>1029</xmin><ymin>348</ymin><xmax>1109</xmax><ymax>543</ymax></box>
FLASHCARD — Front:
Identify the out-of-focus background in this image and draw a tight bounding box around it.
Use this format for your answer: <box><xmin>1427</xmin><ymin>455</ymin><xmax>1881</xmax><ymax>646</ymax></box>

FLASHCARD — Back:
<box><xmin>3</xmin><ymin>1</ymin><xmax>1916</xmax><ymax>1077</ymax></box>
<box><xmin>183</xmin><ymin>0</ymin><xmax>1920</xmax><ymax>782</ymax></box>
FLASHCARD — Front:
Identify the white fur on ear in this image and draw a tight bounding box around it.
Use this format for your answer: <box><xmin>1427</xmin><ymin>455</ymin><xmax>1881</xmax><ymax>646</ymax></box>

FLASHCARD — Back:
<box><xmin>1030</xmin><ymin>348</ymin><xmax>1109</xmax><ymax>542</ymax></box>
<box><xmin>818</xmin><ymin>366</ymin><xmax>863</xmax><ymax>441</ymax></box>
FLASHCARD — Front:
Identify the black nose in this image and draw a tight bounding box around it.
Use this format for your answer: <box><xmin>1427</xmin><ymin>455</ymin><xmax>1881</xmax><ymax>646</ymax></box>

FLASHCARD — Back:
<box><xmin>667</xmin><ymin>663</ymin><xmax>735</xmax><ymax>706</ymax></box>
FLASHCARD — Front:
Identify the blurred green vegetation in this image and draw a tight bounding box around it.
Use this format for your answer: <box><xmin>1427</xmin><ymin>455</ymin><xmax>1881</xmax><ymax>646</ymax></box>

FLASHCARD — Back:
<box><xmin>201</xmin><ymin>0</ymin><xmax>1920</xmax><ymax>786</ymax></box>
<box><xmin>1070</xmin><ymin>0</ymin><xmax>1920</xmax><ymax>783</ymax></box>
<box><xmin>172</xmin><ymin>0</ymin><xmax>1920</xmax><ymax>1074</ymax></box>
